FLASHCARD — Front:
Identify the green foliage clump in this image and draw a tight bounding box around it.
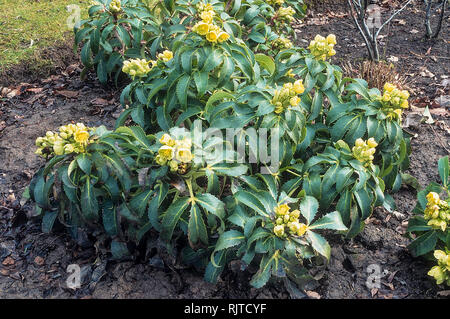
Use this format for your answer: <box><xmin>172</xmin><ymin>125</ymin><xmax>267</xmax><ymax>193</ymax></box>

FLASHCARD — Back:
<box><xmin>28</xmin><ymin>0</ymin><xmax>413</xmax><ymax>291</ymax></box>
<box><xmin>407</xmin><ymin>156</ymin><xmax>450</xmax><ymax>286</ymax></box>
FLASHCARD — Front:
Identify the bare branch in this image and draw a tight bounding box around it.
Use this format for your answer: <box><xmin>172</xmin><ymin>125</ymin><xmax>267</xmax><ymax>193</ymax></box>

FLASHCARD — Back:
<box><xmin>375</xmin><ymin>0</ymin><xmax>414</xmax><ymax>39</ymax></box>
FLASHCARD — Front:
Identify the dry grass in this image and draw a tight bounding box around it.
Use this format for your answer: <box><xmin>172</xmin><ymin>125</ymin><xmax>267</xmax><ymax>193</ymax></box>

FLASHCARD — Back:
<box><xmin>342</xmin><ymin>60</ymin><xmax>410</xmax><ymax>92</ymax></box>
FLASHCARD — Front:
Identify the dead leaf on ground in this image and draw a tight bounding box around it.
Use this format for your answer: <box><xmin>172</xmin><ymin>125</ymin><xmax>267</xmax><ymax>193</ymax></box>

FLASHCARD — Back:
<box><xmin>394</xmin><ymin>19</ymin><xmax>406</xmax><ymax>25</ymax></box>
<box><xmin>24</xmin><ymin>93</ymin><xmax>44</xmax><ymax>104</ymax></box>
<box><xmin>2</xmin><ymin>257</ymin><xmax>15</xmax><ymax>266</ymax></box>
<box><xmin>306</xmin><ymin>291</ymin><xmax>321</xmax><ymax>299</ymax></box>
<box><xmin>371</xmin><ymin>288</ymin><xmax>378</xmax><ymax>297</ymax></box>
<box><xmin>429</xmin><ymin>108</ymin><xmax>449</xmax><ymax>116</ymax></box>
<box><xmin>41</xmin><ymin>75</ymin><xmax>63</xmax><ymax>84</ymax></box>
<box><xmin>388</xmin><ymin>270</ymin><xmax>399</xmax><ymax>283</ymax></box>
<box><xmin>90</xmin><ymin>97</ymin><xmax>114</xmax><ymax>106</ymax></box>
<box><xmin>55</xmin><ymin>90</ymin><xmax>79</xmax><ymax>98</ymax></box>
<box><xmin>382</xmin><ymin>282</ymin><xmax>395</xmax><ymax>291</ymax></box>
<box><xmin>26</xmin><ymin>87</ymin><xmax>44</xmax><ymax>94</ymax></box>
<box><xmin>0</xmin><ymin>269</ymin><xmax>10</xmax><ymax>276</ymax></box>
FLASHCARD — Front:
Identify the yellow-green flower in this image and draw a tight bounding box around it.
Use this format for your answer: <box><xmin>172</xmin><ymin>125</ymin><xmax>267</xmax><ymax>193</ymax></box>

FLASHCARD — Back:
<box><xmin>158</xmin><ymin>50</ymin><xmax>173</xmax><ymax>62</ymax></box>
<box><xmin>272</xmin><ymin>37</ymin><xmax>293</xmax><ymax>51</ymax></box>
<box><xmin>122</xmin><ymin>58</ymin><xmax>155</xmax><ymax>79</ymax></box>
<box><xmin>424</xmin><ymin>192</ymin><xmax>449</xmax><ymax>232</ymax></box>
<box><xmin>377</xmin><ymin>83</ymin><xmax>410</xmax><ymax>121</ymax></box>
<box><xmin>308</xmin><ymin>34</ymin><xmax>337</xmax><ymax>61</ymax></box>
<box><xmin>267</xmin><ymin>0</ymin><xmax>284</xmax><ymax>6</ymax></box>
<box><xmin>293</xmin><ymin>80</ymin><xmax>305</xmax><ymax>94</ymax></box>
<box><xmin>35</xmin><ymin>122</ymin><xmax>94</xmax><ymax>158</ymax></box>
<box><xmin>352</xmin><ymin>138</ymin><xmax>377</xmax><ymax>166</ymax></box>
<box><xmin>169</xmin><ymin>160</ymin><xmax>179</xmax><ymax>172</ymax></box>
<box><xmin>155</xmin><ymin>154</ymin><xmax>167</xmax><ymax>166</ymax></box>
<box><xmin>274</xmin><ymin>225</ymin><xmax>285</xmax><ymax>237</ymax></box>
<box><xmin>193</xmin><ymin>22</ymin><xmax>210</xmax><ymax>35</ymax></box>
<box><xmin>290</xmin><ymin>96</ymin><xmax>300</xmax><ymax>106</ymax></box>
<box><xmin>271</xmin><ymin>81</ymin><xmax>303</xmax><ymax>114</ymax></box>
<box><xmin>275</xmin><ymin>204</ymin><xmax>290</xmax><ymax>216</ymax></box>
<box><xmin>176</xmin><ymin>148</ymin><xmax>193</xmax><ymax>163</ymax></box>
<box><xmin>206</xmin><ymin>30</ymin><xmax>219</xmax><ymax>43</ymax></box>
<box><xmin>297</xmin><ymin>223</ymin><xmax>308</xmax><ymax>236</ymax></box>
<box><xmin>327</xmin><ymin>34</ymin><xmax>337</xmax><ymax>45</ymax></box>
<box><xmin>156</xmin><ymin>133</ymin><xmax>194</xmax><ymax>172</ymax></box>
<box><xmin>217</xmin><ymin>32</ymin><xmax>230</xmax><ymax>43</ymax></box>
<box><xmin>160</xmin><ymin>133</ymin><xmax>176</xmax><ymax>147</ymax></box>
<box><xmin>273</xmin><ymin>204</ymin><xmax>306</xmax><ymax>238</ymax></box>
<box><xmin>428</xmin><ymin>250</ymin><xmax>450</xmax><ymax>286</ymax></box>
<box><xmin>64</xmin><ymin>144</ymin><xmax>75</xmax><ymax>154</ymax></box>
<box><xmin>176</xmin><ymin>137</ymin><xmax>192</xmax><ymax>149</ymax></box>
<box><xmin>276</xmin><ymin>6</ymin><xmax>295</xmax><ymax>23</ymax></box>
<box><xmin>109</xmin><ymin>0</ymin><xmax>121</xmax><ymax>13</ymax></box>
<box><xmin>200</xmin><ymin>10</ymin><xmax>215</xmax><ymax>23</ymax></box>
<box><xmin>158</xmin><ymin>145</ymin><xmax>174</xmax><ymax>160</ymax></box>
<box><xmin>74</xmin><ymin>129</ymin><xmax>90</xmax><ymax>145</ymax></box>
<box><xmin>53</xmin><ymin>140</ymin><xmax>65</xmax><ymax>156</ymax></box>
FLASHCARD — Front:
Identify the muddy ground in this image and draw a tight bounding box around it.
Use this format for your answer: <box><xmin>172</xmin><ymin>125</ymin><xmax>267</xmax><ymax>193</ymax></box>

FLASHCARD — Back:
<box><xmin>0</xmin><ymin>1</ymin><xmax>449</xmax><ymax>298</ymax></box>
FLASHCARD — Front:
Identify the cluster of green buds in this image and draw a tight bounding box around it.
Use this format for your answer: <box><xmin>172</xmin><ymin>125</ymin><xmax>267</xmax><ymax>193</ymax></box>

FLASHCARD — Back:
<box><xmin>109</xmin><ymin>0</ymin><xmax>121</xmax><ymax>13</ymax></box>
<box><xmin>122</xmin><ymin>58</ymin><xmax>156</xmax><ymax>79</ymax></box>
<box><xmin>424</xmin><ymin>192</ymin><xmax>450</xmax><ymax>232</ymax></box>
<box><xmin>155</xmin><ymin>133</ymin><xmax>194</xmax><ymax>175</ymax></box>
<box><xmin>377</xmin><ymin>83</ymin><xmax>410</xmax><ymax>121</ymax></box>
<box><xmin>352</xmin><ymin>138</ymin><xmax>378</xmax><ymax>167</ymax></box>
<box><xmin>35</xmin><ymin>123</ymin><xmax>93</xmax><ymax>158</ymax></box>
<box><xmin>273</xmin><ymin>204</ymin><xmax>308</xmax><ymax>238</ymax></box>
<box><xmin>157</xmin><ymin>50</ymin><xmax>173</xmax><ymax>63</ymax></box>
<box><xmin>272</xmin><ymin>37</ymin><xmax>293</xmax><ymax>51</ymax></box>
<box><xmin>192</xmin><ymin>3</ymin><xmax>230</xmax><ymax>43</ymax></box>
<box><xmin>428</xmin><ymin>249</ymin><xmax>450</xmax><ymax>286</ymax></box>
<box><xmin>308</xmin><ymin>34</ymin><xmax>337</xmax><ymax>61</ymax></box>
<box><xmin>271</xmin><ymin>80</ymin><xmax>305</xmax><ymax>114</ymax></box>
<box><xmin>275</xmin><ymin>6</ymin><xmax>295</xmax><ymax>24</ymax></box>
<box><xmin>267</xmin><ymin>0</ymin><xmax>284</xmax><ymax>6</ymax></box>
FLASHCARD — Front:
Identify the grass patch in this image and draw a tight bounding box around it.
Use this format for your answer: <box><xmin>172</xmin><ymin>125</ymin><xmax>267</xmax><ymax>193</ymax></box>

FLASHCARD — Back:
<box><xmin>0</xmin><ymin>0</ymin><xmax>88</xmax><ymax>72</ymax></box>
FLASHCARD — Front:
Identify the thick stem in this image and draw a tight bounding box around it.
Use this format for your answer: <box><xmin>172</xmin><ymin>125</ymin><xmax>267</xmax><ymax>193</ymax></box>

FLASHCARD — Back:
<box><xmin>433</xmin><ymin>0</ymin><xmax>448</xmax><ymax>38</ymax></box>
<box><xmin>186</xmin><ymin>177</ymin><xmax>196</xmax><ymax>202</ymax></box>
<box><xmin>425</xmin><ymin>0</ymin><xmax>433</xmax><ymax>38</ymax></box>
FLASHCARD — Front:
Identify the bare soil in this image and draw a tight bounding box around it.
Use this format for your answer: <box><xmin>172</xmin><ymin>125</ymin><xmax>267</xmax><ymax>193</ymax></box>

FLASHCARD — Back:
<box><xmin>0</xmin><ymin>1</ymin><xmax>449</xmax><ymax>299</ymax></box>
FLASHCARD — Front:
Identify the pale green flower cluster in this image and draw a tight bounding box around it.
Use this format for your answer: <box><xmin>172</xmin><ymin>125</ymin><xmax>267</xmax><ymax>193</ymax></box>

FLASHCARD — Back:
<box><xmin>156</xmin><ymin>133</ymin><xmax>194</xmax><ymax>175</ymax></box>
<box><xmin>428</xmin><ymin>250</ymin><xmax>450</xmax><ymax>286</ymax></box>
<box><xmin>35</xmin><ymin>123</ymin><xmax>93</xmax><ymax>158</ymax></box>
<box><xmin>352</xmin><ymin>138</ymin><xmax>378</xmax><ymax>167</ymax></box>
